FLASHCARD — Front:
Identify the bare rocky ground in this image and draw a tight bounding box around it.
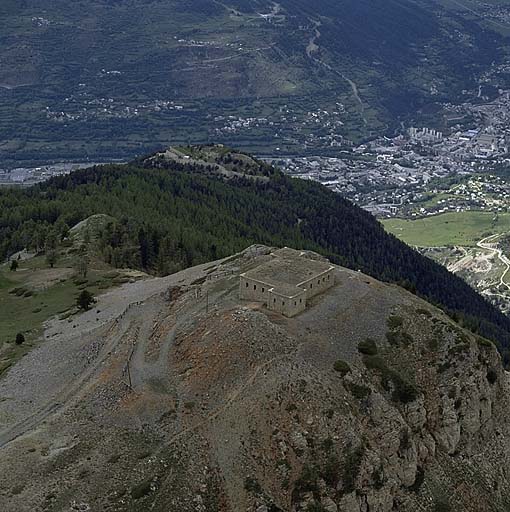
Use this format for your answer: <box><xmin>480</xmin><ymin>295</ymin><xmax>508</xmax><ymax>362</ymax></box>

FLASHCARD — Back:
<box><xmin>1</xmin><ymin>246</ymin><xmax>510</xmax><ymax>511</ymax></box>
<box><xmin>421</xmin><ymin>244</ymin><xmax>510</xmax><ymax>315</ymax></box>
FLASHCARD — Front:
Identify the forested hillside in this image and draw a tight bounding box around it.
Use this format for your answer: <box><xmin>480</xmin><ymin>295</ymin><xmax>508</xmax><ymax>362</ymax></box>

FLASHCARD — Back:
<box><xmin>2</xmin><ymin>147</ymin><xmax>510</xmax><ymax>356</ymax></box>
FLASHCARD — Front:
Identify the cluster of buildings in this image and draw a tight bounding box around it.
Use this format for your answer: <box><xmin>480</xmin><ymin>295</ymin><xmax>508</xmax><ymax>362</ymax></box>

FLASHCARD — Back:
<box><xmin>214</xmin><ymin>103</ymin><xmax>351</xmax><ymax>150</ymax></box>
<box><xmin>0</xmin><ymin>162</ymin><xmax>103</xmax><ymax>186</ymax></box>
<box><xmin>214</xmin><ymin>115</ymin><xmax>271</xmax><ymax>134</ymax></box>
<box><xmin>45</xmin><ymin>94</ymin><xmax>185</xmax><ymax>123</ymax></box>
<box><xmin>176</xmin><ymin>38</ymin><xmax>244</xmax><ymax>50</ymax></box>
<box><xmin>31</xmin><ymin>16</ymin><xmax>51</xmax><ymax>26</ymax></box>
<box><xmin>279</xmin><ymin>89</ymin><xmax>510</xmax><ymax>220</ymax></box>
<box><xmin>464</xmin><ymin>2</ymin><xmax>510</xmax><ymax>26</ymax></box>
<box><xmin>409</xmin><ymin>127</ymin><xmax>443</xmax><ymax>143</ymax></box>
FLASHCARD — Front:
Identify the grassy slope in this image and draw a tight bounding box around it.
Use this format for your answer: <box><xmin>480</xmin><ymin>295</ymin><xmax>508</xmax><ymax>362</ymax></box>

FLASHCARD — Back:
<box><xmin>383</xmin><ymin>211</ymin><xmax>510</xmax><ymax>247</ymax></box>
<box><xmin>0</xmin><ymin>233</ymin><xmax>144</xmax><ymax>378</ymax></box>
<box><xmin>0</xmin><ymin>261</ymin><xmax>76</xmax><ymax>375</ymax></box>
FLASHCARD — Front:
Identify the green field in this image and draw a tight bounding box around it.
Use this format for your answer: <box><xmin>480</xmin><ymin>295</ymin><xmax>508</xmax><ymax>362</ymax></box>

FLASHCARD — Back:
<box><xmin>383</xmin><ymin>211</ymin><xmax>510</xmax><ymax>247</ymax></box>
<box><xmin>0</xmin><ymin>252</ymin><xmax>140</xmax><ymax>378</ymax></box>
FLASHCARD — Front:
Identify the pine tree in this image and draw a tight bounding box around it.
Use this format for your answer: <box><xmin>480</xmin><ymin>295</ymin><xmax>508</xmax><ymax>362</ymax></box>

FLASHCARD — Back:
<box><xmin>45</xmin><ymin>229</ymin><xmax>58</xmax><ymax>268</ymax></box>
<box><xmin>77</xmin><ymin>290</ymin><xmax>95</xmax><ymax>310</ymax></box>
<box><xmin>76</xmin><ymin>244</ymin><xmax>90</xmax><ymax>278</ymax></box>
<box><xmin>46</xmin><ymin>250</ymin><xmax>58</xmax><ymax>268</ymax></box>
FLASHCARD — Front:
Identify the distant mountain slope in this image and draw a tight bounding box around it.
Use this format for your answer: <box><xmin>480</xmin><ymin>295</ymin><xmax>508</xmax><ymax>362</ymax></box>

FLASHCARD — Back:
<box><xmin>1</xmin><ymin>145</ymin><xmax>510</xmax><ymax>355</ymax></box>
<box><xmin>0</xmin><ymin>0</ymin><xmax>508</xmax><ymax>164</ymax></box>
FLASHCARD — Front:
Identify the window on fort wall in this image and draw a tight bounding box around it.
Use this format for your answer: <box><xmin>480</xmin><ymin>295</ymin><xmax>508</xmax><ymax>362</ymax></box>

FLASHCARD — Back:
<box><xmin>246</xmin><ymin>282</ymin><xmax>249</xmax><ymax>287</ymax></box>
<box><xmin>254</xmin><ymin>285</ymin><xmax>257</xmax><ymax>290</ymax></box>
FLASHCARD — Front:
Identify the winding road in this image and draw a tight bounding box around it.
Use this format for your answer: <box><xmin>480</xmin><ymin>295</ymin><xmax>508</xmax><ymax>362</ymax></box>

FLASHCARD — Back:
<box><xmin>477</xmin><ymin>234</ymin><xmax>510</xmax><ymax>291</ymax></box>
<box><xmin>305</xmin><ymin>18</ymin><xmax>368</xmax><ymax>125</ymax></box>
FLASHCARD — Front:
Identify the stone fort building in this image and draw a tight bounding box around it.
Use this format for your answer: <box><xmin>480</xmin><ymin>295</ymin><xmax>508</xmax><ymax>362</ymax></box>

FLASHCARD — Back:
<box><xmin>239</xmin><ymin>248</ymin><xmax>335</xmax><ymax>317</ymax></box>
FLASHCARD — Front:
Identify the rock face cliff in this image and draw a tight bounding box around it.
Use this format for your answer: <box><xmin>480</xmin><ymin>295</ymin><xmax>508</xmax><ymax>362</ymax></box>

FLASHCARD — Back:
<box><xmin>0</xmin><ymin>246</ymin><xmax>509</xmax><ymax>511</ymax></box>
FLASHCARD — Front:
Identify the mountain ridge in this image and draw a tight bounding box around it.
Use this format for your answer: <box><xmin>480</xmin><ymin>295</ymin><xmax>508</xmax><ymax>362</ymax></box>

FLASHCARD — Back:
<box><xmin>1</xmin><ymin>145</ymin><xmax>510</xmax><ymax>356</ymax></box>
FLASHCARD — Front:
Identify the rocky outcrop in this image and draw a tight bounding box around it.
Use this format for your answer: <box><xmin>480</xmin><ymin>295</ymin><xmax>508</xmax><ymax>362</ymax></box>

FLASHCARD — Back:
<box><xmin>286</xmin><ymin>311</ymin><xmax>510</xmax><ymax>512</ymax></box>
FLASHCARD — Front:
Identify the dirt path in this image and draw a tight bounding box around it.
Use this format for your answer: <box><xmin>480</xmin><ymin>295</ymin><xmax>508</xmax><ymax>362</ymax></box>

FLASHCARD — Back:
<box><xmin>0</xmin><ymin>255</ymin><xmax>240</xmax><ymax>448</ymax></box>
<box><xmin>0</xmin><ymin>318</ymin><xmax>131</xmax><ymax>447</ymax></box>
<box><xmin>447</xmin><ymin>246</ymin><xmax>470</xmax><ymax>273</ymax></box>
<box><xmin>477</xmin><ymin>234</ymin><xmax>510</xmax><ymax>290</ymax></box>
<box><xmin>306</xmin><ymin>21</ymin><xmax>321</xmax><ymax>58</ymax></box>
<box><xmin>128</xmin><ymin>277</ymin><xmax>238</xmax><ymax>395</ymax></box>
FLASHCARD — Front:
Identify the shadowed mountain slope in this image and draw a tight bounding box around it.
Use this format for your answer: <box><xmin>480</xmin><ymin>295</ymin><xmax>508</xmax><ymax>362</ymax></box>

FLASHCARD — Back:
<box><xmin>0</xmin><ymin>0</ymin><xmax>508</xmax><ymax>163</ymax></box>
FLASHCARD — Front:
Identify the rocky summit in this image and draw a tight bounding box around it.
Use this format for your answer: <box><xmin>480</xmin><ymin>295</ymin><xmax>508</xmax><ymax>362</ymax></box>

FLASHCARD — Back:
<box><xmin>0</xmin><ymin>245</ymin><xmax>509</xmax><ymax>511</ymax></box>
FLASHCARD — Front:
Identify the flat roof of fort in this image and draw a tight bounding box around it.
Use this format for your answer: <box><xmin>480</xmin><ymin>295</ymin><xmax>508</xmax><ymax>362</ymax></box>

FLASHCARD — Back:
<box><xmin>241</xmin><ymin>248</ymin><xmax>334</xmax><ymax>298</ymax></box>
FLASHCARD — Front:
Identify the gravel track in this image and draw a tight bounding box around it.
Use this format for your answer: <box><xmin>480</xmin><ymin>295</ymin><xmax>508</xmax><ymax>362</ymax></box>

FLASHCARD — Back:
<box><xmin>0</xmin><ymin>255</ymin><xmax>237</xmax><ymax>448</ymax></box>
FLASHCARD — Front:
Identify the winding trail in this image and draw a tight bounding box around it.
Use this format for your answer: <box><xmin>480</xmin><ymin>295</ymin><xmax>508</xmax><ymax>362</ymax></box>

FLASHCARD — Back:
<box><xmin>0</xmin><ymin>255</ymin><xmax>238</xmax><ymax>449</ymax></box>
<box><xmin>0</xmin><ymin>318</ymin><xmax>131</xmax><ymax>448</ymax></box>
<box><xmin>436</xmin><ymin>235</ymin><xmax>510</xmax><ymax>303</ymax></box>
<box><xmin>477</xmin><ymin>234</ymin><xmax>510</xmax><ymax>290</ymax></box>
<box><xmin>305</xmin><ymin>19</ymin><xmax>367</xmax><ymax>125</ymax></box>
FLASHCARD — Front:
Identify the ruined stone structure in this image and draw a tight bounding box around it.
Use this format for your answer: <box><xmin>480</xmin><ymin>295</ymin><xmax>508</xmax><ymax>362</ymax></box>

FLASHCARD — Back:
<box><xmin>239</xmin><ymin>248</ymin><xmax>335</xmax><ymax>317</ymax></box>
